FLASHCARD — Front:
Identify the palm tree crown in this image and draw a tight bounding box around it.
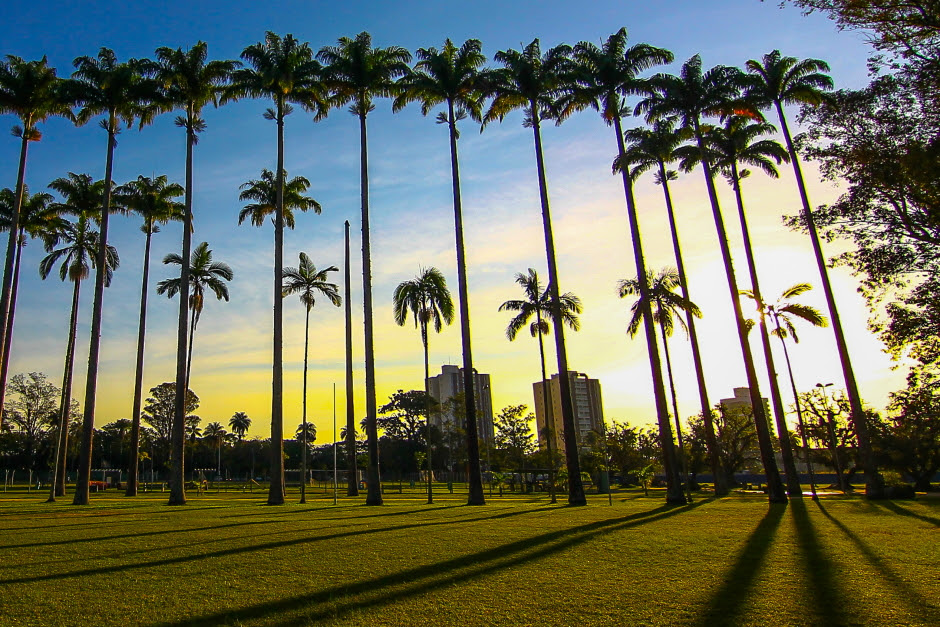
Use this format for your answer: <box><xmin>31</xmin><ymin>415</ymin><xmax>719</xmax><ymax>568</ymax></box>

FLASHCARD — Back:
<box><xmin>499</xmin><ymin>268</ymin><xmax>581</xmax><ymax>340</ymax></box>
<box><xmin>229</xmin><ymin>412</ymin><xmax>251</xmax><ymax>440</ymax></box>
<box><xmin>0</xmin><ymin>55</ymin><xmax>74</xmax><ymax>133</ymax></box>
<box><xmin>40</xmin><ymin>218</ymin><xmax>118</xmax><ymax>285</ymax></box>
<box><xmin>69</xmin><ymin>48</ymin><xmax>159</xmax><ymax>130</ymax></box>
<box><xmin>744</xmin><ymin>283</ymin><xmax>829</xmax><ymax>342</ymax></box>
<box><xmin>615</xmin><ymin>119</ymin><xmax>687</xmax><ymax>182</ymax></box>
<box><xmin>281</xmin><ymin>253</ymin><xmax>341</xmax><ymax>311</ymax></box>
<box><xmin>47</xmin><ymin>173</ymin><xmax>107</xmax><ymax>222</ymax></box>
<box><xmin>237</xmin><ymin>169</ymin><xmax>321</xmax><ymax>228</ymax></box>
<box><xmin>393</xmin><ymin>38</ymin><xmax>486</xmax><ymax>123</ymax></box>
<box><xmin>567</xmin><ymin>27</ymin><xmax>673</xmax><ymax>123</ymax></box>
<box><xmin>0</xmin><ymin>187</ymin><xmax>58</xmax><ymax>245</ymax></box>
<box><xmin>116</xmin><ymin>175</ymin><xmax>184</xmax><ymax>234</ymax></box>
<box><xmin>618</xmin><ymin>268</ymin><xmax>701</xmax><ymax>337</ymax></box>
<box><xmin>691</xmin><ymin>115</ymin><xmax>790</xmax><ymax>183</ymax></box>
<box><xmin>153</xmin><ymin>42</ymin><xmax>236</xmax><ymax>134</ymax></box>
<box><xmin>483</xmin><ymin>39</ymin><xmax>572</xmax><ymax>125</ymax></box>
<box><xmin>744</xmin><ymin>50</ymin><xmax>834</xmax><ymax>111</ymax></box>
<box><xmin>157</xmin><ymin>241</ymin><xmax>233</xmax><ymax>313</ymax></box>
<box><xmin>393</xmin><ymin>267</ymin><xmax>455</xmax><ymax>333</ymax></box>
<box><xmin>317</xmin><ymin>32</ymin><xmax>412</xmax><ymax>116</ymax></box>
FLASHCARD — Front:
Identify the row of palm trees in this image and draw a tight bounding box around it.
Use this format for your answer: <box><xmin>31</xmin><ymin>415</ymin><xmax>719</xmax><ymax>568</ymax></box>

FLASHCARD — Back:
<box><xmin>0</xmin><ymin>27</ymin><xmax>882</xmax><ymax>507</ymax></box>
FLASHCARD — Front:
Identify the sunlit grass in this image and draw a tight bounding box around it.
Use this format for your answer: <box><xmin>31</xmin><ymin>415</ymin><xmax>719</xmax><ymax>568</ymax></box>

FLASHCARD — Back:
<box><xmin>0</xmin><ymin>485</ymin><xmax>936</xmax><ymax>626</ymax></box>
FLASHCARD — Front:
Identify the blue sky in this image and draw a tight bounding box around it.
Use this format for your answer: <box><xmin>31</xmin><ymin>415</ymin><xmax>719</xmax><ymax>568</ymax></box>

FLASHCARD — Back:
<box><xmin>1</xmin><ymin>0</ymin><xmax>899</xmax><ymax>439</ymax></box>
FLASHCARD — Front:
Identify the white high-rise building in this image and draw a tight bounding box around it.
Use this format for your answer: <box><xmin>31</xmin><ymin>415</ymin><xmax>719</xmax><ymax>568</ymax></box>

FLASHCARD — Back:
<box><xmin>426</xmin><ymin>365</ymin><xmax>494</xmax><ymax>444</ymax></box>
<box><xmin>533</xmin><ymin>371</ymin><xmax>605</xmax><ymax>449</ymax></box>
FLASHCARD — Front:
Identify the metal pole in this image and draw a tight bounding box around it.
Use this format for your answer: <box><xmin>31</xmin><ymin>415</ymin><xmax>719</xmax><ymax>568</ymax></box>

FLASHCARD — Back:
<box><xmin>333</xmin><ymin>382</ymin><xmax>337</xmax><ymax>505</ymax></box>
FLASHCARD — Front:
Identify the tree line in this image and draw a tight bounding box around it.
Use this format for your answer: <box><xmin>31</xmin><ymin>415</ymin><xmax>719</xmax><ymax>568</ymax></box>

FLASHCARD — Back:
<box><xmin>2</xmin><ymin>12</ymin><xmax>935</xmax><ymax>507</ymax></box>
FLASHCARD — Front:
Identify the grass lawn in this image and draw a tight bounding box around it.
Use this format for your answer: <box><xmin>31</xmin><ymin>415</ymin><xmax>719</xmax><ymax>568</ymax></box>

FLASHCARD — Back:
<box><xmin>0</xmin><ymin>485</ymin><xmax>937</xmax><ymax>626</ymax></box>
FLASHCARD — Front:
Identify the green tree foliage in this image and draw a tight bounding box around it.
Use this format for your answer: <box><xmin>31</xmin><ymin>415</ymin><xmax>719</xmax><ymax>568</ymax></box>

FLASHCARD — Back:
<box><xmin>884</xmin><ymin>371</ymin><xmax>940</xmax><ymax>490</ymax></box>
<box><xmin>142</xmin><ymin>383</ymin><xmax>199</xmax><ymax>465</ymax></box>
<box><xmin>494</xmin><ymin>405</ymin><xmax>535</xmax><ymax>468</ymax></box>
<box><xmin>604</xmin><ymin>421</ymin><xmax>660</xmax><ymax>480</ymax></box>
<box><xmin>378</xmin><ymin>390</ymin><xmax>435</xmax><ymax>446</ymax></box>
<box><xmin>4</xmin><ymin>372</ymin><xmax>59</xmax><ymax>468</ymax></box>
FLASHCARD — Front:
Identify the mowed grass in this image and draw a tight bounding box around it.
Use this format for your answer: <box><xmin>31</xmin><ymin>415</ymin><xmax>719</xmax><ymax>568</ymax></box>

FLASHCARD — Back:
<box><xmin>0</xmin><ymin>486</ymin><xmax>937</xmax><ymax>626</ymax></box>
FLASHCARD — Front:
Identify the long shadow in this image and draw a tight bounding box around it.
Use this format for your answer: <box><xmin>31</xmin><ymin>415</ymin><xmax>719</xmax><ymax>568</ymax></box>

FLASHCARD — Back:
<box><xmin>153</xmin><ymin>501</ymin><xmax>709</xmax><ymax>627</ymax></box>
<box><xmin>0</xmin><ymin>519</ymin><xmax>269</xmax><ymax>551</ymax></box>
<box><xmin>870</xmin><ymin>499</ymin><xmax>940</xmax><ymax>527</ymax></box>
<box><xmin>790</xmin><ymin>500</ymin><xmax>849</xmax><ymax>625</ymax></box>
<box><xmin>814</xmin><ymin>501</ymin><xmax>938</xmax><ymax>622</ymax></box>
<box><xmin>0</xmin><ymin>502</ymin><xmax>546</xmax><ymax>585</ymax></box>
<box><xmin>694</xmin><ymin>503</ymin><xmax>787</xmax><ymax>627</ymax></box>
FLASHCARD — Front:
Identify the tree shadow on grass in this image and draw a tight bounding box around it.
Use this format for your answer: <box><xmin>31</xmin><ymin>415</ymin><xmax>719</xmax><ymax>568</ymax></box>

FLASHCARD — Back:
<box><xmin>870</xmin><ymin>499</ymin><xmax>940</xmax><ymax>527</ymax></box>
<box><xmin>814</xmin><ymin>501</ymin><xmax>938</xmax><ymax>622</ymax></box>
<box><xmin>790</xmin><ymin>500</ymin><xmax>849</xmax><ymax>625</ymax></box>
<box><xmin>0</xmin><ymin>503</ymin><xmax>546</xmax><ymax>585</ymax></box>
<box><xmin>693</xmin><ymin>503</ymin><xmax>787</xmax><ymax>627</ymax></box>
<box><xmin>152</xmin><ymin>500</ymin><xmax>710</xmax><ymax>627</ymax></box>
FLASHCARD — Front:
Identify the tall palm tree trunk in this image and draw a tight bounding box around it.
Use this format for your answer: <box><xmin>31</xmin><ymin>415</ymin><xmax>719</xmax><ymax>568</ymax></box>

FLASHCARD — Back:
<box><xmin>693</xmin><ymin>123</ymin><xmax>786</xmax><ymax>504</ymax></box>
<box><xmin>531</xmin><ymin>113</ymin><xmax>585</xmax><ymax>506</ymax></box>
<box><xmin>0</xmin><ymin>236</ymin><xmax>24</xmax><ymax>421</ymax></box>
<box><xmin>269</xmin><ymin>103</ymin><xmax>287</xmax><ymax>506</ymax></box>
<box><xmin>730</xmin><ymin>167</ymin><xmax>802</xmax><ymax>497</ymax></box>
<box><xmin>343</xmin><ymin>219</ymin><xmax>358</xmax><ymax>496</ymax></box>
<box><xmin>659</xmin><ymin>165</ymin><xmax>727</xmax><ymax>495</ymax></box>
<box><xmin>126</xmin><ymin>228</ymin><xmax>153</xmax><ymax>496</ymax></box>
<box><xmin>74</xmin><ymin>122</ymin><xmax>117</xmax><ymax>506</ymax></box>
<box><xmin>775</xmin><ymin>319</ymin><xmax>817</xmax><ymax>498</ymax></box>
<box><xmin>447</xmin><ymin>102</ymin><xmax>485</xmax><ymax>506</ymax></box>
<box><xmin>48</xmin><ymin>279</ymin><xmax>81</xmax><ymax>500</ymax></box>
<box><xmin>613</xmin><ymin>115</ymin><xmax>684</xmax><ymax>504</ymax></box>
<box><xmin>169</xmin><ymin>118</ymin><xmax>196</xmax><ymax>506</ymax></box>
<box><xmin>300</xmin><ymin>307</ymin><xmax>310</xmax><ymax>504</ymax></box>
<box><xmin>185</xmin><ymin>308</ymin><xmax>199</xmax><ymax>392</ymax></box>
<box><xmin>659</xmin><ymin>325</ymin><xmax>691</xmax><ymax>501</ymax></box>
<box><xmin>422</xmin><ymin>319</ymin><xmax>433</xmax><ymax>504</ymax></box>
<box><xmin>359</xmin><ymin>111</ymin><xmax>382</xmax><ymax>506</ymax></box>
<box><xmin>0</xmin><ymin>133</ymin><xmax>29</xmax><ymax>432</ymax></box>
<box><xmin>536</xmin><ymin>311</ymin><xmax>557</xmax><ymax>504</ymax></box>
<box><xmin>774</xmin><ymin>102</ymin><xmax>883</xmax><ymax>498</ymax></box>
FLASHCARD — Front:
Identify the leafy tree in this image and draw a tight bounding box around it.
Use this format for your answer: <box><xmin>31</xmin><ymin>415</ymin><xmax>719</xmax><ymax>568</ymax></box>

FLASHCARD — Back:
<box><xmin>393</xmin><ymin>266</ymin><xmax>453</xmax><ymax>502</ymax></box>
<box><xmin>796</xmin><ymin>388</ymin><xmax>858</xmax><ymax>491</ymax></box>
<box><xmin>484</xmin><ymin>38</ymin><xmax>587</xmax><ymax>506</ymax></box>
<box><xmin>157</xmin><ymin>241</ymin><xmax>233</xmax><ymax>391</ymax></box>
<box><xmin>884</xmin><ymin>370</ymin><xmax>940</xmax><ymax>490</ymax></box>
<box><xmin>709</xmin><ymin>405</ymin><xmax>762</xmax><ymax>480</ymax></box>
<box><xmin>0</xmin><ymin>55</ymin><xmax>73</xmax><ymax>424</ymax></box>
<box><xmin>378</xmin><ymin>390</ymin><xmax>435</xmax><ymax>447</ymax></box>
<box><xmin>142</xmin><ymin>382</ymin><xmax>199</xmax><ymax>466</ymax></box>
<box><xmin>614</xmin><ymin>119</ymin><xmax>727</xmax><ymax>495</ymax></box>
<box><xmin>4</xmin><ymin>372</ymin><xmax>59</xmax><ymax>470</ymax></box>
<box><xmin>317</xmin><ymin>31</ymin><xmax>412</xmax><ymax>506</ymax></box>
<box><xmin>281</xmin><ymin>253</ymin><xmax>339</xmax><ymax>503</ymax></box>
<box><xmin>639</xmin><ymin>54</ymin><xmax>787</xmax><ymax>504</ymax></box>
<box><xmin>153</xmin><ymin>40</ymin><xmax>236</xmax><ymax>506</ymax></box>
<box><xmin>605</xmin><ymin>421</ymin><xmax>660</xmax><ymax>480</ymax></box>
<box><xmin>494</xmin><ymin>405</ymin><xmax>535</xmax><ymax>481</ymax></box>
<box><xmin>393</xmin><ymin>37</ymin><xmax>488</xmax><ymax>507</ymax></box>
<box><xmin>499</xmin><ymin>268</ymin><xmax>581</xmax><ymax>504</ymax></box>
<box><xmin>116</xmin><ymin>174</ymin><xmax>184</xmax><ymax>496</ymax></box>
<box><xmin>202</xmin><ymin>421</ymin><xmax>226</xmax><ymax>475</ymax></box>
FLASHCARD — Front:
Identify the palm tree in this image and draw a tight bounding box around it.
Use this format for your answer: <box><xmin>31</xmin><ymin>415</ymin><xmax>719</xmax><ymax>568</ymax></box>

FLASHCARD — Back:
<box><xmin>567</xmin><ymin>28</ymin><xmax>685</xmax><ymax>504</ymax></box>
<box><xmin>0</xmin><ymin>55</ymin><xmax>73</xmax><ymax>430</ymax></box>
<box><xmin>614</xmin><ymin>119</ymin><xmax>728</xmax><ymax>495</ymax></box>
<box><xmin>393</xmin><ymin>38</ymin><xmax>487</xmax><ymax>506</ymax></box>
<box><xmin>317</xmin><ymin>32</ymin><xmax>412</xmax><ymax>506</ymax></box>
<box><xmin>153</xmin><ymin>41</ymin><xmax>235</xmax><ymax>505</ymax></box>
<box><xmin>229</xmin><ymin>411</ymin><xmax>251</xmax><ymax>441</ymax></box>
<box><xmin>499</xmin><ymin>268</ymin><xmax>581</xmax><ymax>504</ymax></box>
<box><xmin>282</xmin><ymin>253</ymin><xmax>340</xmax><ymax>504</ymax></box>
<box><xmin>694</xmin><ymin>114</ymin><xmax>803</xmax><ymax>496</ymax></box>
<box><xmin>226</xmin><ymin>32</ymin><xmax>328</xmax><ymax>506</ymax></box>
<box><xmin>744</xmin><ymin>283</ymin><xmax>828</xmax><ymax>499</ymax></box>
<box><xmin>41</xmin><ymin>216</ymin><xmax>118</xmax><ymax>500</ymax></box>
<box><xmin>68</xmin><ymin>47</ymin><xmax>159</xmax><ymax>505</ymax></box>
<box><xmin>483</xmin><ymin>39</ymin><xmax>588</xmax><ymax>506</ymax></box>
<box><xmin>156</xmin><ymin>241</ymin><xmax>233</xmax><ymax>393</ymax></box>
<box><xmin>0</xmin><ymin>187</ymin><xmax>57</xmax><ymax>426</ymax></box>
<box><xmin>393</xmin><ymin>267</ymin><xmax>455</xmax><ymax>504</ymax></box>
<box><xmin>619</xmin><ymin>268</ymin><xmax>702</xmax><ymax>501</ymax></box>
<box><xmin>116</xmin><ymin>175</ymin><xmax>184</xmax><ymax>497</ymax></box>
<box><xmin>745</xmin><ymin>50</ymin><xmax>885</xmax><ymax>498</ymax></box>
<box><xmin>237</xmin><ymin>168</ymin><xmax>322</xmax><ymax>228</ymax></box>
<box><xmin>637</xmin><ymin>54</ymin><xmax>787</xmax><ymax>503</ymax></box>
<box><xmin>202</xmin><ymin>421</ymin><xmax>226</xmax><ymax>475</ymax></box>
